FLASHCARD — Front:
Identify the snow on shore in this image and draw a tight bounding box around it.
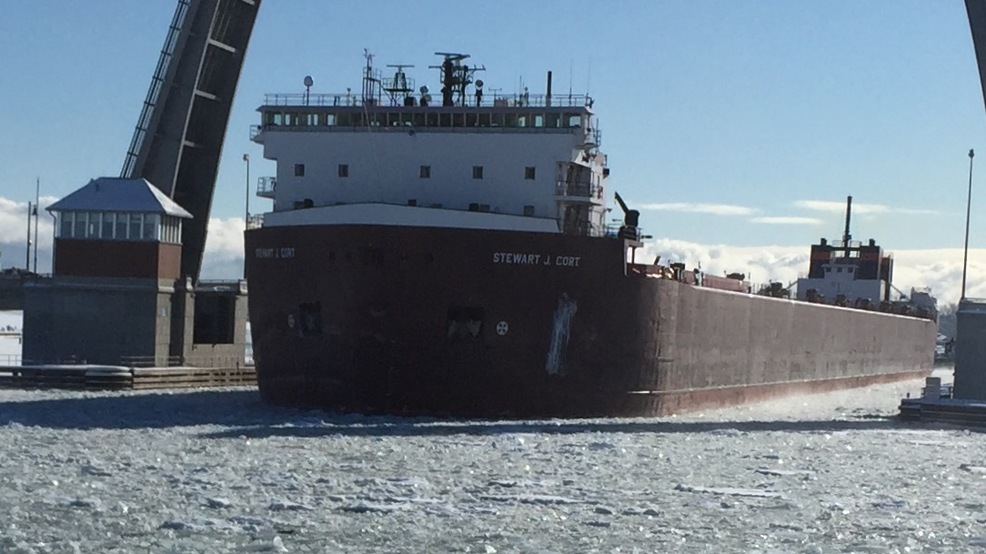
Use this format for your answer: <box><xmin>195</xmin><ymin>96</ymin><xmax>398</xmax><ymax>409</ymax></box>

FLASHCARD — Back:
<box><xmin>1</xmin><ymin>369</ymin><xmax>983</xmax><ymax>553</ymax></box>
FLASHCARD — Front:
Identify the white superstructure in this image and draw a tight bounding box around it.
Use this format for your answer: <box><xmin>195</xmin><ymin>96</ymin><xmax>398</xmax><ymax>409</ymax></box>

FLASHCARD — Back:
<box><xmin>251</xmin><ymin>52</ymin><xmax>610</xmax><ymax>236</ymax></box>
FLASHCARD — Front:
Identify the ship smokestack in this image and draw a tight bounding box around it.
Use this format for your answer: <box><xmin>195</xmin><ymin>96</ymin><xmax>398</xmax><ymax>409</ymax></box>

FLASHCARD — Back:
<box><xmin>842</xmin><ymin>195</ymin><xmax>853</xmax><ymax>244</ymax></box>
<box><xmin>546</xmin><ymin>71</ymin><xmax>552</xmax><ymax>107</ymax></box>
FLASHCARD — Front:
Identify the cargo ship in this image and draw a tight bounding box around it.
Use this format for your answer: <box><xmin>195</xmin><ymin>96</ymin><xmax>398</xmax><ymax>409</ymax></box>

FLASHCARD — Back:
<box><xmin>244</xmin><ymin>52</ymin><xmax>935</xmax><ymax>417</ymax></box>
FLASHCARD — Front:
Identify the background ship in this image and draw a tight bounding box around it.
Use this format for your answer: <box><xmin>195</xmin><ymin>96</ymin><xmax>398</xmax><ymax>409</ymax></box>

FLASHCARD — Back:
<box><xmin>244</xmin><ymin>52</ymin><xmax>936</xmax><ymax>417</ymax></box>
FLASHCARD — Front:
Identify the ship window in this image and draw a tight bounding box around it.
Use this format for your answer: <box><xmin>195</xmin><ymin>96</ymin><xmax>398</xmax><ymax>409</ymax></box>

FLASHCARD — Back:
<box><xmin>60</xmin><ymin>212</ymin><xmax>72</xmax><ymax>238</ymax></box>
<box><xmin>465</xmin><ymin>113</ymin><xmax>478</xmax><ymax>127</ymax></box>
<box><xmin>420</xmin><ymin>165</ymin><xmax>431</xmax><ymax>179</ymax></box>
<box><xmin>407</xmin><ymin>199</ymin><xmax>417</xmax><ymax>206</ymax></box>
<box><xmin>453</xmin><ymin>113</ymin><xmax>465</xmax><ymax>127</ymax></box>
<box><xmin>306</xmin><ymin>113</ymin><xmax>319</xmax><ymax>126</ymax></box>
<box><xmin>388</xmin><ymin>113</ymin><xmax>401</xmax><ymax>127</ymax></box>
<box><xmin>524</xmin><ymin>205</ymin><xmax>535</xmax><ymax>216</ymax></box>
<box><xmin>325</xmin><ymin>113</ymin><xmax>336</xmax><ymax>126</ymax></box>
<box><xmin>473</xmin><ymin>166</ymin><xmax>484</xmax><ymax>179</ymax></box>
<box><xmin>504</xmin><ymin>113</ymin><xmax>517</xmax><ymax>127</ymax></box>
<box><xmin>525</xmin><ymin>166</ymin><xmax>536</xmax><ymax>180</ymax></box>
<box><xmin>440</xmin><ymin>113</ymin><xmax>452</xmax><ymax>127</ymax></box>
<box><xmin>338</xmin><ymin>164</ymin><xmax>349</xmax><ymax>178</ymax></box>
<box><xmin>447</xmin><ymin>306</ymin><xmax>484</xmax><ymax>341</ymax></box>
<box><xmin>102</xmin><ymin>213</ymin><xmax>115</xmax><ymax>239</ymax></box>
<box><xmin>129</xmin><ymin>214</ymin><xmax>142</xmax><ymax>241</ymax></box>
<box><xmin>837</xmin><ymin>267</ymin><xmax>843</xmax><ymax>273</ymax></box>
<box><xmin>412</xmin><ymin>112</ymin><xmax>425</xmax><ymax>127</ymax></box>
<box><xmin>426</xmin><ymin>112</ymin><xmax>438</xmax><ymax>127</ymax></box>
<box><xmin>296</xmin><ymin>302</ymin><xmax>323</xmax><ymax>337</ymax></box>
<box><xmin>517</xmin><ymin>115</ymin><xmax>527</xmax><ymax>128</ymax></box>
<box><xmin>273</xmin><ymin>113</ymin><xmax>284</xmax><ymax>126</ymax></box>
<box><xmin>534</xmin><ymin>114</ymin><xmax>544</xmax><ymax>128</ymax></box>
<box><xmin>546</xmin><ymin>113</ymin><xmax>561</xmax><ymax>128</ymax></box>
<box><xmin>479</xmin><ymin>113</ymin><xmax>491</xmax><ymax>127</ymax></box>
<box><xmin>294</xmin><ymin>163</ymin><xmax>305</xmax><ymax>177</ymax></box>
<box><xmin>491</xmin><ymin>113</ymin><xmax>504</xmax><ymax>127</ymax></box>
<box><xmin>565</xmin><ymin>113</ymin><xmax>581</xmax><ymax>127</ymax></box>
<box><xmin>848</xmin><ymin>267</ymin><xmax>854</xmax><ymax>273</ymax></box>
<box><xmin>73</xmin><ymin>212</ymin><xmax>86</xmax><ymax>238</ymax></box>
<box><xmin>116</xmin><ymin>213</ymin><xmax>128</xmax><ymax>240</ymax></box>
<box><xmin>824</xmin><ymin>267</ymin><xmax>831</xmax><ymax>273</ymax></box>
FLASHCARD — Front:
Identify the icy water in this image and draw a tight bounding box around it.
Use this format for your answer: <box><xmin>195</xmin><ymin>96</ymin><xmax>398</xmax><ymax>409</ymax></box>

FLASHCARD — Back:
<box><xmin>1</xmin><ymin>369</ymin><xmax>984</xmax><ymax>553</ymax></box>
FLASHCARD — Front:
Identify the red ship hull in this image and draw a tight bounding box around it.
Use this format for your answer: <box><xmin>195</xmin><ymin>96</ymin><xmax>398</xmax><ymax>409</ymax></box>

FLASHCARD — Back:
<box><xmin>245</xmin><ymin>224</ymin><xmax>935</xmax><ymax>418</ymax></box>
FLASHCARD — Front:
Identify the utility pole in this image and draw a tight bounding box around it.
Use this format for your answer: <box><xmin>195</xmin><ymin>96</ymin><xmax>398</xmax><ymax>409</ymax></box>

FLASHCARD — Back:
<box><xmin>962</xmin><ymin>149</ymin><xmax>975</xmax><ymax>301</ymax></box>
<box><xmin>33</xmin><ymin>177</ymin><xmax>39</xmax><ymax>273</ymax></box>
<box><xmin>25</xmin><ymin>202</ymin><xmax>31</xmax><ymax>270</ymax></box>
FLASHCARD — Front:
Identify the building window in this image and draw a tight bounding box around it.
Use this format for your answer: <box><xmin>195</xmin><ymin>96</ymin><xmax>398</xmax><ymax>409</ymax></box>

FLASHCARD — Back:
<box><xmin>87</xmin><ymin>212</ymin><xmax>101</xmax><ymax>238</ymax></box>
<box><xmin>116</xmin><ymin>213</ymin><xmax>128</xmax><ymax>239</ymax></box>
<box><xmin>294</xmin><ymin>163</ymin><xmax>305</xmax><ymax>177</ymax></box>
<box><xmin>129</xmin><ymin>214</ymin><xmax>142</xmax><ymax>241</ymax></box>
<box><xmin>60</xmin><ymin>212</ymin><xmax>73</xmax><ymax>238</ymax></box>
<box><xmin>420</xmin><ymin>165</ymin><xmax>431</xmax><ymax>179</ymax></box>
<box><xmin>101</xmin><ymin>213</ymin><xmax>114</xmax><ymax>239</ymax></box>
<box><xmin>472</xmin><ymin>166</ymin><xmax>484</xmax><ymax>179</ymax></box>
<box><xmin>73</xmin><ymin>212</ymin><xmax>86</xmax><ymax>238</ymax></box>
<box><xmin>525</xmin><ymin>166</ymin><xmax>536</xmax><ymax>180</ymax></box>
<box><xmin>338</xmin><ymin>164</ymin><xmax>349</xmax><ymax>178</ymax></box>
<box><xmin>143</xmin><ymin>214</ymin><xmax>158</xmax><ymax>241</ymax></box>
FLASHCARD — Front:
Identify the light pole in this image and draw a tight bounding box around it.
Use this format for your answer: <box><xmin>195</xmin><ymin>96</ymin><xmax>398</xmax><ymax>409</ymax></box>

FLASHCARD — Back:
<box><xmin>33</xmin><ymin>177</ymin><xmax>39</xmax><ymax>273</ymax></box>
<box><xmin>243</xmin><ymin>153</ymin><xmax>250</xmax><ymax>230</ymax></box>
<box><xmin>962</xmin><ymin>148</ymin><xmax>975</xmax><ymax>301</ymax></box>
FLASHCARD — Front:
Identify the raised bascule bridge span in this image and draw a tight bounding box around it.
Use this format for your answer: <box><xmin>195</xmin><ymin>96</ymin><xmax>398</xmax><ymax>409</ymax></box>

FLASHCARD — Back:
<box><xmin>121</xmin><ymin>0</ymin><xmax>262</xmax><ymax>282</ymax></box>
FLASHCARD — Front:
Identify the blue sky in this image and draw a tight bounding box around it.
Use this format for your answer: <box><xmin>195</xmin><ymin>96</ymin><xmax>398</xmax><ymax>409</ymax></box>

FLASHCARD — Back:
<box><xmin>1</xmin><ymin>1</ymin><xmax>986</xmax><ymax>300</ymax></box>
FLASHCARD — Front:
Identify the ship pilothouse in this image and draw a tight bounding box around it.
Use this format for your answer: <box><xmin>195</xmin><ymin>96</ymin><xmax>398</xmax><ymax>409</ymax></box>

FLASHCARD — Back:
<box><xmin>251</xmin><ymin>51</ymin><xmax>610</xmax><ymax>237</ymax></box>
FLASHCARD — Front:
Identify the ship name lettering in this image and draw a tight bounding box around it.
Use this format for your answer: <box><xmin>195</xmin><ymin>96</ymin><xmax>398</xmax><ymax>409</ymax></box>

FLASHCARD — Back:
<box><xmin>492</xmin><ymin>252</ymin><xmax>581</xmax><ymax>267</ymax></box>
<box><xmin>492</xmin><ymin>252</ymin><xmax>542</xmax><ymax>265</ymax></box>
<box><xmin>255</xmin><ymin>247</ymin><xmax>295</xmax><ymax>259</ymax></box>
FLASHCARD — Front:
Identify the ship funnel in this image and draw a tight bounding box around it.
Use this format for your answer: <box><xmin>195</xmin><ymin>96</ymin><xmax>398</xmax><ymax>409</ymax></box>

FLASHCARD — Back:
<box><xmin>842</xmin><ymin>195</ymin><xmax>853</xmax><ymax>243</ymax></box>
<box><xmin>546</xmin><ymin>70</ymin><xmax>552</xmax><ymax>107</ymax></box>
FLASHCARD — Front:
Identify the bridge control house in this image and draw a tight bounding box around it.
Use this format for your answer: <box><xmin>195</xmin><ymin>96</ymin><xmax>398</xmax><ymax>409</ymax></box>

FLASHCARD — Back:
<box><xmin>22</xmin><ymin>177</ymin><xmax>248</xmax><ymax>367</ymax></box>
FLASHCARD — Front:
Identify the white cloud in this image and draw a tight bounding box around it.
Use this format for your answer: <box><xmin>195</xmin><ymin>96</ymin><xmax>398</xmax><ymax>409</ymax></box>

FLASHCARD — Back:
<box><xmin>201</xmin><ymin>217</ymin><xmax>246</xmax><ymax>279</ymax></box>
<box><xmin>795</xmin><ymin>199</ymin><xmax>890</xmax><ymax>214</ymax></box>
<box><xmin>640</xmin><ymin>238</ymin><xmax>986</xmax><ymax>306</ymax></box>
<box><xmin>638</xmin><ymin>202</ymin><xmax>755</xmax><ymax>216</ymax></box>
<box><xmin>750</xmin><ymin>216</ymin><xmax>823</xmax><ymax>225</ymax></box>
<box><xmin>794</xmin><ymin>199</ymin><xmax>938</xmax><ymax>216</ymax></box>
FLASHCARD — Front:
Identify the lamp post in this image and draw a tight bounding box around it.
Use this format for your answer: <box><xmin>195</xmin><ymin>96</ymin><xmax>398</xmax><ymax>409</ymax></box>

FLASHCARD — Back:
<box><xmin>33</xmin><ymin>177</ymin><xmax>39</xmax><ymax>273</ymax></box>
<box><xmin>243</xmin><ymin>153</ymin><xmax>250</xmax><ymax>230</ymax></box>
<box><xmin>962</xmin><ymin>148</ymin><xmax>975</xmax><ymax>301</ymax></box>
